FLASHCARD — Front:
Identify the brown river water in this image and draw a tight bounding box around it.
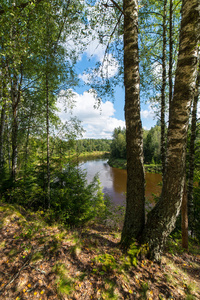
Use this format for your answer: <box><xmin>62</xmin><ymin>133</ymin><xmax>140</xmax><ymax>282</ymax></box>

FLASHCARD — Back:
<box><xmin>79</xmin><ymin>158</ymin><xmax>162</xmax><ymax>206</ymax></box>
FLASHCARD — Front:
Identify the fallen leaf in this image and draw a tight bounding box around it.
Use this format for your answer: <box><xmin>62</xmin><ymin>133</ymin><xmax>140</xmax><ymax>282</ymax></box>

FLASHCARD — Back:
<box><xmin>135</xmin><ymin>279</ymin><xmax>140</xmax><ymax>285</ymax></box>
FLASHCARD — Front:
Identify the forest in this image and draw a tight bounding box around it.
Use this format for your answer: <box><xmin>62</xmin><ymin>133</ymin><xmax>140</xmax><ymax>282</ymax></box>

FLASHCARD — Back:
<box><xmin>109</xmin><ymin>124</ymin><xmax>200</xmax><ymax>165</ymax></box>
<box><xmin>109</xmin><ymin>125</ymin><xmax>163</xmax><ymax>164</ymax></box>
<box><xmin>0</xmin><ymin>0</ymin><xmax>200</xmax><ymax>299</ymax></box>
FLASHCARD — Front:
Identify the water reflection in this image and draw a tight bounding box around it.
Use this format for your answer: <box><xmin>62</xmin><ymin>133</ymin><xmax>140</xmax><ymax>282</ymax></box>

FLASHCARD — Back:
<box><xmin>145</xmin><ymin>173</ymin><xmax>162</xmax><ymax>201</ymax></box>
<box><xmin>79</xmin><ymin>158</ymin><xmax>162</xmax><ymax>206</ymax></box>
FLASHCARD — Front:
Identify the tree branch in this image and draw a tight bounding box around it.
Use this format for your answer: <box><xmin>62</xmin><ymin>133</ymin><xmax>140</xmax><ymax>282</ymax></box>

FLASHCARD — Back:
<box><xmin>109</xmin><ymin>0</ymin><xmax>124</xmax><ymax>15</ymax></box>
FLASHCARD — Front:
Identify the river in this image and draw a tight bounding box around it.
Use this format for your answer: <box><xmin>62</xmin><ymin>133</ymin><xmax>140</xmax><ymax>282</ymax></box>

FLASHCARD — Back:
<box><xmin>79</xmin><ymin>158</ymin><xmax>162</xmax><ymax>206</ymax></box>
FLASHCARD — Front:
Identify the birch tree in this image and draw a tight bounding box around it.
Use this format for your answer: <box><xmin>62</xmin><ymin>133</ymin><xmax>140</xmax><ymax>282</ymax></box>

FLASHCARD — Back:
<box><xmin>120</xmin><ymin>0</ymin><xmax>145</xmax><ymax>246</ymax></box>
<box><xmin>141</xmin><ymin>0</ymin><xmax>200</xmax><ymax>260</ymax></box>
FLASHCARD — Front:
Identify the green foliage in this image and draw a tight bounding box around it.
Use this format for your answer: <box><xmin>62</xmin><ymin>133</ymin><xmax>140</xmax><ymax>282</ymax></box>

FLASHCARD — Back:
<box><xmin>193</xmin><ymin>185</ymin><xmax>200</xmax><ymax>242</ymax></box>
<box><xmin>109</xmin><ymin>125</ymin><xmax>162</xmax><ymax>165</ymax></box>
<box><xmin>110</xmin><ymin>127</ymin><xmax>126</xmax><ymax>159</ymax></box>
<box><xmin>191</xmin><ymin>124</ymin><xmax>200</xmax><ymax>241</ymax></box>
<box><xmin>1</xmin><ymin>158</ymin><xmax>108</xmax><ymax>227</ymax></box>
<box><xmin>0</xmin><ymin>0</ymin><xmax>87</xmax><ymax>191</ymax></box>
<box><xmin>143</xmin><ymin>125</ymin><xmax>161</xmax><ymax>164</ymax></box>
<box><xmin>76</xmin><ymin>139</ymin><xmax>111</xmax><ymax>153</ymax></box>
<box><xmin>139</xmin><ymin>0</ymin><xmax>181</xmax><ymax>100</ymax></box>
<box><xmin>107</xmin><ymin>157</ymin><xmax>127</xmax><ymax>169</ymax></box>
<box><xmin>101</xmin><ymin>279</ymin><xmax>118</xmax><ymax>300</ymax></box>
<box><xmin>166</xmin><ymin>232</ymin><xmax>184</xmax><ymax>255</ymax></box>
<box><xmin>126</xmin><ymin>243</ymin><xmax>140</xmax><ymax>267</ymax></box>
<box><xmin>144</xmin><ymin>164</ymin><xmax>162</xmax><ymax>173</ymax></box>
<box><xmin>53</xmin><ymin>263</ymin><xmax>74</xmax><ymax>296</ymax></box>
<box><xmin>140</xmin><ymin>281</ymin><xmax>149</xmax><ymax>299</ymax></box>
<box><xmin>91</xmin><ymin>241</ymin><xmax>141</xmax><ymax>277</ymax></box>
<box><xmin>49</xmin><ymin>165</ymin><xmax>106</xmax><ymax>226</ymax></box>
<box><xmin>94</xmin><ymin>253</ymin><xmax>117</xmax><ymax>273</ymax></box>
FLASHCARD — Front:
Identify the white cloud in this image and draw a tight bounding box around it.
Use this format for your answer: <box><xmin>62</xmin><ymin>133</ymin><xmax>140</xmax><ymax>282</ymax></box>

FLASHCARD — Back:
<box><xmin>57</xmin><ymin>90</ymin><xmax>125</xmax><ymax>139</ymax></box>
<box><xmin>141</xmin><ymin>105</ymin><xmax>155</xmax><ymax>119</ymax></box>
<box><xmin>99</xmin><ymin>54</ymin><xmax>119</xmax><ymax>78</ymax></box>
<box><xmin>76</xmin><ymin>31</ymin><xmax>115</xmax><ymax>83</ymax></box>
<box><xmin>151</xmin><ymin>62</ymin><xmax>162</xmax><ymax>79</ymax></box>
<box><xmin>78</xmin><ymin>52</ymin><xmax>119</xmax><ymax>85</ymax></box>
<box><xmin>78</xmin><ymin>73</ymin><xmax>91</xmax><ymax>85</ymax></box>
<box><xmin>84</xmin><ymin>33</ymin><xmax>106</xmax><ymax>61</ymax></box>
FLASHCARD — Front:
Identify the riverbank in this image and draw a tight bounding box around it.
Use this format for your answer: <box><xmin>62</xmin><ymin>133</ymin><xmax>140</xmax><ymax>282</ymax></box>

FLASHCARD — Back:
<box><xmin>68</xmin><ymin>151</ymin><xmax>110</xmax><ymax>161</ymax></box>
<box><xmin>108</xmin><ymin>158</ymin><xmax>162</xmax><ymax>173</ymax></box>
<box><xmin>1</xmin><ymin>203</ymin><xmax>200</xmax><ymax>299</ymax></box>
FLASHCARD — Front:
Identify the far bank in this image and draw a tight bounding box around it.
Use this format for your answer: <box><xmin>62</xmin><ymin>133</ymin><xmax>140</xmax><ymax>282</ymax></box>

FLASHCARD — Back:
<box><xmin>108</xmin><ymin>157</ymin><xmax>162</xmax><ymax>174</ymax></box>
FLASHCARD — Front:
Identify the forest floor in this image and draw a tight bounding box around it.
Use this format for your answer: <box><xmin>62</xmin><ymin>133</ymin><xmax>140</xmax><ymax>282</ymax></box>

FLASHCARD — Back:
<box><xmin>0</xmin><ymin>203</ymin><xmax>200</xmax><ymax>300</ymax></box>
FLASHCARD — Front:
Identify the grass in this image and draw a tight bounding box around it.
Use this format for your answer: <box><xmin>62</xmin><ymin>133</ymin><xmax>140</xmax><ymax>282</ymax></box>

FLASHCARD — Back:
<box><xmin>53</xmin><ymin>263</ymin><xmax>75</xmax><ymax>296</ymax></box>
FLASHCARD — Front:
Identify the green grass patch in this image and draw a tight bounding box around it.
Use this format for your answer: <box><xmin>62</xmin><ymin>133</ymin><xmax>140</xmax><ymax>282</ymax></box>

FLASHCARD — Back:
<box><xmin>53</xmin><ymin>263</ymin><xmax>75</xmax><ymax>297</ymax></box>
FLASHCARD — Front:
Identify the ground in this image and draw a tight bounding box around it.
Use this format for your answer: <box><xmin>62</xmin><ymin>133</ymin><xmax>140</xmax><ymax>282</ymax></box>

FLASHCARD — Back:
<box><xmin>0</xmin><ymin>203</ymin><xmax>200</xmax><ymax>300</ymax></box>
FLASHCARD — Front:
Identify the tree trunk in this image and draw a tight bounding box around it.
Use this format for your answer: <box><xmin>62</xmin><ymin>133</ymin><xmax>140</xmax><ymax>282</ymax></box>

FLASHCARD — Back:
<box><xmin>6</xmin><ymin>119</ymin><xmax>11</xmax><ymax>172</ymax></box>
<box><xmin>187</xmin><ymin>62</ymin><xmax>200</xmax><ymax>234</ymax></box>
<box><xmin>169</xmin><ymin>0</ymin><xmax>173</xmax><ymax>112</ymax></box>
<box><xmin>161</xmin><ymin>0</ymin><xmax>167</xmax><ymax>176</ymax></box>
<box><xmin>121</xmin><ymin>0</ymin><xmax>145</xmax><ymax>247</ymax></box>
<box><xmin>46</xmin><ymin>73</ymin><xmax>50</xmax><ymax>209</ymax></box>
<box><xmin>11</xmin><ymin>64</ymin><xmax>23</xmax><ymax>183</ymax></box>
<box><xmin>11</xmin><ymin>75</ymin><xmax>18</xmax><ymax>182</ymax></box>
<box><xmin>141</xmin><ymin>0</ymin><xmax>200</xmax><ymax>261</ymax></box>
<box><xmin>182</xmin><ymin>181</ymin><xmax>188</xmax><ymax>249</ymax></box>
<box><xmin>0</xmin><ymin>93</ymin><xmax>6</xmax><ymax>170</ymax></box>
<box><xmin>0</xmin><ymin>58</ymin><xmax>8</xmax><ymax>172</ymax></box>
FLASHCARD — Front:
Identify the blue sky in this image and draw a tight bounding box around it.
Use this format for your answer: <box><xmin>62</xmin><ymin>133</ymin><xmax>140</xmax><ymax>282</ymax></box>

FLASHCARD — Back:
<box><xmin>58</xmin><ymin>22</ymin><xmax>157</xmax><ymax>139</ymax></box>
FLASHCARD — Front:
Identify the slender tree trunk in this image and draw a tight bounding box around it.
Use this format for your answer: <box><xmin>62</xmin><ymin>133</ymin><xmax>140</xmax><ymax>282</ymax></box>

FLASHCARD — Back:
<box><xmin>161</xmin><ymin>0</ymin><xmax>167</xmax><ymax>176</ymax></box>
<box><xmin>0</xmin><ymin>58</ymin><xmax>8</xmax><ymax>172</ymax></box>
<box><xmin>0</xmin><ymin>94</ymin><xmax>6</xmax><ymax>170</ymax></box>
<box><xmin>141</xmin><ymin>0</ymin><xmax>199</xmax><ymax>261</ymax></box>
<box><xmin>121</xmin><ymin>0</ymin><xmax>145</xmax><ymax>247</ymax></box>
<box><xmin>24</xmin><ymin>124</ymin><xmax>31</xmax><ymax>177</ymax></box>
<box><xmin>182</xmin><ymin>180</ymin><xmax>188</xmax><ymax>249</ymax></box>
<box><xmin>187</xmin><ymin>63</ymin><xmax>200</xmax><ymax>234</ymax></box>
<box><xmin>23</xmin><ymin>105</ymin><xmax>34</xmax><ymax>176</ymax></box>
<box><xmin>6</xmin><ymin>119</ymin><xmax>11</xmax><ymax>172</ymax></box>
<box><xmin>11</xmin><ymin>65</ymin><xmax>23</xmax><ymax>182</ymax></box>
<box><xmin>46</xmin><ymin>73</ymin><xmax>50</xmax><ymax>209</ymax></box>
<box><xmin>11</xmin><ymin>75</ymin><xmax>18</xmax><ymax>182</ymax></box>
<box><xmin>169</xmin><ymin>0</ymin><xmax>173</xmax><ymax>112</ymax></box>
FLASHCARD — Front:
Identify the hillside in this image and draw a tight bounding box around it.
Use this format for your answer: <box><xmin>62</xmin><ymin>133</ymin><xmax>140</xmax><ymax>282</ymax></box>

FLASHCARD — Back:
<box><xmin>0</xmin><ymin>204</ymin><xmax>200</xmax><ymax>300</ymax></box>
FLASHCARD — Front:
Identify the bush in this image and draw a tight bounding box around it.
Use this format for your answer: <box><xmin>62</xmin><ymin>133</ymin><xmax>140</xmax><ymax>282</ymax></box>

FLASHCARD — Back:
<box><xmin>50</xmin><ymin>164</ymin><xmax>106</xmax><ymax>225</ymax></box>
<box><xmin>1</xmin><ymin>162</ymin><xmax>108</xmax><ymax>227</ymax></box>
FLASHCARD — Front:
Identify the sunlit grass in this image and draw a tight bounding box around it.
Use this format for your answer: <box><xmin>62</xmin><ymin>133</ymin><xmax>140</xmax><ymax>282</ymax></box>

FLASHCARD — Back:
<box><xmin>53</xmin><ymin>263</ymin><xmax>75</xmax><ymax>296</ymax></box>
